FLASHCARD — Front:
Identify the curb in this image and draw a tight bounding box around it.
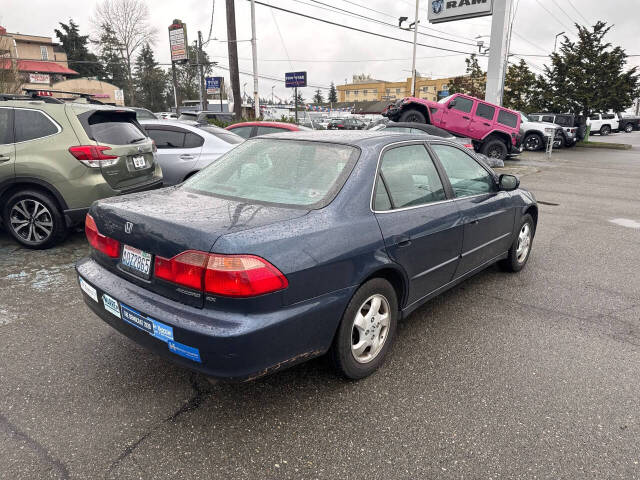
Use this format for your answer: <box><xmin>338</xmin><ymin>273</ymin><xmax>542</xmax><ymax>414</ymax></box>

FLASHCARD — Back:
<box><xmin>576</xmin><ymin>142</ymin><xmax>632</xmax><ymax>150</ymax></box>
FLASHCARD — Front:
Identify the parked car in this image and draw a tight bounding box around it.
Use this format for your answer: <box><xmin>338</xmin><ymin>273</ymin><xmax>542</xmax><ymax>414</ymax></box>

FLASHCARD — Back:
<box><xmin>140</xmin><ymin>120</ymin><xmax>243</xmax><ymax>186</ymax></box>
<box><xmin>178</xmin><ymin>111</ymin><xmax>234</xmax><ymax>124</ymax></box>
<box><xmin>519</xmin><ymin>112</ymin><xmax>564</xmax><ymax>151</ymax></box>
<box><xmin>381</xmin><ymin>93</ymin><xmax>523</xmax><ymax>160</ymax></box>
<box><xmin>76</xmin><ymin>131</ymin><xmax>537</xmax><ymax>381</ymax></box>
<box><xmin>0</xmin><ymin>93</ymin><xmax>162</xmax><ymax>249</ymax></box>
<box><xmin>586</xmin><ymin>113</ymin><xmax>619</xmax><ymax>135</ymax></box>
<box><xmin>128</xmin><ymin>107</ymin><xmax>157</xmax><ymax>121</ymax></box>
<box><xmin>225</xmin><ymin>121</ymin><xmax>311</xmax><ymax>139</ymax></box>
<box><xmin>368</xmin><ymin>121</ymin><xmax>474</xmax><ymax>150</ymax></box>
<box><xmin>528</xmin><ymin>112</ymin><xmax>579</xmax><ymax>147</ymax></box>
<box><xmin>617</xmin><ymin>113</ymin><xmax>640</xmax><ymax>133</ymax></box>
<box><xmin>155</xmin><ymin>112</ymin><xmax>178</xmax><ymax>120</ymax></box>
<box><xmin>327</xmin><ymin>117</ymin><xmax>367</xmax><ymax>130</ymax></box>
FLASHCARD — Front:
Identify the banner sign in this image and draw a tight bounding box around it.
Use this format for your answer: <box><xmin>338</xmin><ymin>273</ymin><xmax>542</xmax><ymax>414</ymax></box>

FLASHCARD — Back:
<box><xmin>285</xmin><ymin>71</ymin><xmax>307</xmax><ymax>88</ymax></box>
<box><xmin>29</xmin><ymin>73</ymin><xmax>50</xmax><ymax>84</ymax></box>
<box><xmin>206</xmin><ymin>76</ymin><xmax>223</xmax><ymax>94</ymax></box>
<box><xmin>428</xmin><ymin>0</ymin><xmax>493</xmax><ymax>24</ymax></box>
<box><xmin>168</xmin><ymin>22</ymin><xmax>189</xmax><ymax>63</ymax></box>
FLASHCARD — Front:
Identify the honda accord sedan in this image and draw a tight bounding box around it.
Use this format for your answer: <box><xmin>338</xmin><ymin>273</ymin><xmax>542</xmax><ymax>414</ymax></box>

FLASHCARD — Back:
<box><xmin>76</xmin><ymin>131</ymin><xmax>537</xmax><ymax>381</ymax></box>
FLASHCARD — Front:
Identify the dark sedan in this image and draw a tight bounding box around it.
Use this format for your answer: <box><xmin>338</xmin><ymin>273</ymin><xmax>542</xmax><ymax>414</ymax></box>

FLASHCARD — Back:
<box><xmin>76</xmin><ymin>131</ymin><xmax>537</xmax><ymax>381</ymax></box>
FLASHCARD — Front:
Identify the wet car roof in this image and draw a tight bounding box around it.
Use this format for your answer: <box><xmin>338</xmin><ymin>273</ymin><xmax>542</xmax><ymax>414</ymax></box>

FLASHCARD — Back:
<box><xmin>257</xmin><ymin>130</ymin><xmax>449</xmax><ymax>147</ymax></box>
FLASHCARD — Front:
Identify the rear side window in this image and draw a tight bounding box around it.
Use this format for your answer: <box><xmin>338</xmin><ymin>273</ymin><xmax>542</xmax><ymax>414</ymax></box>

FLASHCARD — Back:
<box><xmin>497</xmin><ymin>110</ymin><xmax>518</xmax><ymax>128</ymax></box>
<box><xmin>256</xmin><ymin>126</ymin><xmax>287</xmax><ymax>135</ymax></box>
<box><xmin>555</xmin><ymin>116</ymin><xmax>569</xmax><ymax>126</ymax></box>
<box><xmin>476</xmin><ymin>103</ymin><xmax>495</xmax><ymax>121</ymax></box>
<box><xmin>378</xmin><ymin>144</ymin><xmax>446</xmax><ymax>209</ymax></box>
<box><xmin>451</xmin><ymin>97</ymin><xmax>474</xmax><ymax>113</ymax></box>
<box><xmin>542</xmin><ymin>115</ymin><xmax>554</xmax><ymax>123</ymax></box>
<box><xmin>198</xmin><ymin>126</ymin><xmax>244</xmax><ymax>144</ymax></box>
<box><xmin>184</xmin><ymin>132</ymin><xmax>204</xmax><ymax>148</ymax></box>
<box><xmin>0</xmin><ymin>108</ymin><xmax>13</xmax><ymax>144</ymax></box>
<box><xmin>88</xmin><ymin>112</ymin><xmax>145</xmax><ymax>145</ymax></box>
<box><xmin>146</xmin><ymin>128</ymin><xmax>185</xmax><ymax>149</ymax></box>
<box><xmin>14</xmin><ymin>109</ymin><xmax>59</xmax><ymax>142</ymax></box>
<box><xmin>229</xmin><ymin>126</ymin><xmax>253</xmax><ymax>139</ymax></box>
<box><xmin>386</xmin><ymin>126</ymin><xmax>413</xmax><ymax>133</ymax></box>
<box><xmin>602</xmin><ymin>113</ymin><xmax>615</xmax><ymax>120</ymax></box>
<box><xmin>590</xmin><ymin>114</ymin><xmax>600</xmax><ymax>120</ymax></box>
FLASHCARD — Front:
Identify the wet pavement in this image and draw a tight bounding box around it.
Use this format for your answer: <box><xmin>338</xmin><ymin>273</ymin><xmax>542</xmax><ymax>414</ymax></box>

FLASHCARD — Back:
<box><xmin>2</xmin><ymin>146</ymin><xmax>640</xmax><ymax>479</ymax></box>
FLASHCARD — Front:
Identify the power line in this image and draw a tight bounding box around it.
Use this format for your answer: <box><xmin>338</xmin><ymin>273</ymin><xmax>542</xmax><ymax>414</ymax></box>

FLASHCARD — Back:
<box><xmin>567</xmin><ymin>0</ymin><xmax>590</xmax><ymax>25</ymax></box>
<box><xmin>248</xmin><ymin>0</ymin><xmax>481</xmax><ymax>56</ymax></box>
<box><xmin>553</xmin><ymin>1</ymin><xmax>580</xmax><ymax>28</ymax></box>
<box><xmin>533</xmin><ymin>0</ymin><xmax>573</xmax><ymax>31</ymax></box>
<box><xmin>210</xmin><ymin>53</ymin><xmax>468</xmax><ymax>63</ymax></box>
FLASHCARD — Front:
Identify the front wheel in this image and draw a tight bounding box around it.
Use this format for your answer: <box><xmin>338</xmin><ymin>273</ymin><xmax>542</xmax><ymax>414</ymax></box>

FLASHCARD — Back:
<box><xmin>523</xmin><ymin>133</ymin><xmax>543</xmax><ymax>151</ymax></box>
<box><xmin>398</xmin><ymin>108</ymin><xmax>426</xmax><ymax>123</ymax></box>
<box><xmin>499</xmin><ymin>213</ymin><xmax>534</xmax><ymax>272</ymax></box>
<box><xmin>330</xmin><ymin>278</ymin><xmax>398</xmax><ymax>379</ymax></box>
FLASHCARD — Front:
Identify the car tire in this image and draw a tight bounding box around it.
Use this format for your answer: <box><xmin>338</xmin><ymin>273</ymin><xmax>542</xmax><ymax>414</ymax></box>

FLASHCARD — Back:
<box><xmin>3</xmin><ymin>189</ymin><xmax>67</xmax><ymax>249</ymax></box>
<box><xmin>564</xmin><ymin>136</ymin><xmax>576</xmax><ymax>148</ymax></box>
<box><xmin>600</xmin><ymin>125</ymin><xmax>611</xmax><ymax>136</ymax></box>
<box><xmin>624</xmin><ymin>123</ymin><xmax>633</xmax><ymax>133</ymax></box>
<box><xmin>330</xmin><ymin>278</ymin><xmax>398</xmax><ymax>380</ymax></box>
<box><xmin>499</xmin><ymin>213</ymin><xmax>534</xmax><ymax>273</ymax></box>
<box><xmin>480</xmin><ymin>137</ymin><xmax>508</xmax><ymax>160</ymax></box>
<box><xmin>523</xmin><ymin>133</ymin><xmax>543</xmax><ymax>151</ymax></box>
<box><xmin>398</xmin><ymin>109</ymin><xmax>426</xmax><ymax>123</ymax></box>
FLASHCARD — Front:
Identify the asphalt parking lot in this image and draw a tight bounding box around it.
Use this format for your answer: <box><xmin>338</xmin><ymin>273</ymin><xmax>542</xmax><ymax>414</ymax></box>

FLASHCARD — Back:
<box><xmin>2</xmin><ymin>136</ymin><xmax>640</xmax><ymax>479</ymax></box>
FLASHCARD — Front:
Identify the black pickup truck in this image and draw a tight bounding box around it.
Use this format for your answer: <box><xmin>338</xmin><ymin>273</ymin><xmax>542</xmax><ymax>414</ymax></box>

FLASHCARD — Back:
<box><xmin>618</xmin><ymin>113</ymin><xmax>640</xmax><ymax>133</ymax></box>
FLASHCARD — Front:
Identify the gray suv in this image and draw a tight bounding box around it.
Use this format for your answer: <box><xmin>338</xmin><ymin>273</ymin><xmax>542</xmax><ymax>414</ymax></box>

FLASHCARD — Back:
<box><xmin>0</xmin><ymin>94</ymin><xmax>163</xmax><ymax>249</ymax></box>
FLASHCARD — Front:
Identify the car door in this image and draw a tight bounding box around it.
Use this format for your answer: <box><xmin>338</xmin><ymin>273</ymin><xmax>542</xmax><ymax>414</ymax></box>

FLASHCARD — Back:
<box><xmin>441</xmin><ymin>95</ymin><xmax>474</xmax><ymax>136</ymax></box>
<box><xmin>144</xmin><ymin>126</ymin><xmax>203</xmax><ymax>185</ymax></box>
<box><xmin>430</xmin><ymin>143</ymin><xmax>515</xmax><ymax>277</ymax></box>
<box><xmin>0</xmin><ymin>107</ymin><xmax>15</xmax><ymax>184</ymax></box>
<box><xmin>373</xmin><ymin>143</ymin><xmax>463</xmax><ymax>305</ymax></box>
<box><xmin>470</xmin><ymin>101</ymin><xmax>496</xmax><ymax>139</ymax></box>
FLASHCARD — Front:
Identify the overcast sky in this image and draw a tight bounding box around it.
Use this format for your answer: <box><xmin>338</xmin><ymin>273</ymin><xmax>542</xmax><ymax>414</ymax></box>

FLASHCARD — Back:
<box><xmin>2</xmin><ymin>0</ymin><xmax>640</xmax><ymax>101</ymax></box>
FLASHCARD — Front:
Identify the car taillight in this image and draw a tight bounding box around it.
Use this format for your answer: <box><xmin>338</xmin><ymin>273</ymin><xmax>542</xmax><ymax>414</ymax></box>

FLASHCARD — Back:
<box><xmin>69</xmin><ymin>145</ymin><xmax>119</xmax><ymax>168</ymax></box>
<box><xmin>154</xmin><ymin>251</ymin><xmax>288</xmax><ymax>297</ymax></box>
<box><xmin>151</xmin><ymin>140</ymin><xmax>157</xmax><ymax>153</ymax></box>
<box><xmin>85</xmin><ymin>213</ymin><xmax>120</xmax><ymax>258</ymax></box>
<box><xmin>337</xmin><ymin>124</ymin><xmax>344</xmax><ymax>128</ymax></box>
<box><xmin>463</xmin><ymin>143</ymin><xmax>473</xmax><ymax>149</ymax></box>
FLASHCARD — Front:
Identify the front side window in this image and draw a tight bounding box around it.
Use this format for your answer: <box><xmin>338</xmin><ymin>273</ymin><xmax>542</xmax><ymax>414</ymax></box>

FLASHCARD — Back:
<box><xmin>497</xmin><ymin>110</ymin><xmax>518</xmax><ymax>128</ymax></box>
<box><xmin>376</xmin><ymin>144</ymin><xmax>446</xmax><ymax>209</ymax></box>
<box><xmin>431</xmin><ymin>144</ymin><xmax>494</xmax><ymax>197</ymax></box>
<box><xmin>14</xmin><ymin>109</ymin><xmax>58</xmax><ymax>143</ymax></box>
<box><xmin>184</xmin><ymin>139</ymin><xmax>359</xmax><ymax>208</ymax></box>
<box><xmin>476</xmin><ymin>103</ymin><xmax>496</xmax><ymax>121</ymax></box>
<box><xmin>451</xmin><ymin>96</ymin><xmax>474</xmax><ymax>113</ymax></box>
<box><xmin>590</xmin><ymin>114</ymin><xmax>600</xmax><ymax>121</ymax></box>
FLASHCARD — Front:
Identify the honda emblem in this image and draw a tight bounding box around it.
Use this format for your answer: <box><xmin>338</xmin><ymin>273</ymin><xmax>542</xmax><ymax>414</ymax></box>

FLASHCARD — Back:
<box><xmin>124</xmin><ymin>222</ymin><xmax>133</xmax><ymax>234</ymax></box>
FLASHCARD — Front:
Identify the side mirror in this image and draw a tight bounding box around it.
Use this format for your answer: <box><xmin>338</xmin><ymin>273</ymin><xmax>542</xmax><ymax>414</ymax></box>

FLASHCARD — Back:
<box><xmin>499</xmin><ymin>174</ymin><xmax>519</xmax><ymax>191</ymax></box>
<box><xmin>447</xmin><ymin>99</ymin><xmax>456</xmax><ymax>109</ymax></box>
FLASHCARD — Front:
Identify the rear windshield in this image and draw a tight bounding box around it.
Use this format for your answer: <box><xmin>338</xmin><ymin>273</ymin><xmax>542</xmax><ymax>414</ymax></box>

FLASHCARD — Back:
<box><xmin>197</xmin><ymin>125</ymin><xmax>244</xmax><ymax>144</ymax></box>
<box><xmin>88</xmin><ymin>112</ymin><xmax>146</xmax><ymax>145</ymax></box>
<box><xmin>183</xmin><ymin>139</ymin><xmax>360</xmax><ymax>208</ymax></box>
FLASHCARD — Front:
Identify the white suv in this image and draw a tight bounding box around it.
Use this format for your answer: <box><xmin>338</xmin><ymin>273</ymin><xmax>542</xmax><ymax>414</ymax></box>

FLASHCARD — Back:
<box><xmin>587</xmin><ymin>113</ymin><xmax>619</xmax><ymax>135</ymax></box>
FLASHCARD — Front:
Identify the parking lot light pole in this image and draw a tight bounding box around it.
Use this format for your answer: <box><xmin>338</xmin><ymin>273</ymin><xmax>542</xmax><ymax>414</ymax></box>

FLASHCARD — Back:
<box><xmin>410</xmin><ymin>0</ymin><xmax>420</xmax><ymax>97</ymax></box>
<box><xmin>554</xmin><ymin>31</ymin><xmax>565</xmax><ymax>53</ymax></box>
<box><xmin>250</xmin><ymin>0</ymin><xmax>260</xmax><ymax>119</ymax></box>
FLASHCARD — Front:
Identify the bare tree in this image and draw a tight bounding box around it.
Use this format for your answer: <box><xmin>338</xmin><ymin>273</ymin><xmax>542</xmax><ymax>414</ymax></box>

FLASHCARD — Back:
<box><xmin>93</xmin><ymin>0</ymin><xmax>157</xmax><ymax>105</ymax></box>
<box><xmin>0</xmin><ymin>34</ymin><xmax>21</xmax><ymax>94</ymax></box>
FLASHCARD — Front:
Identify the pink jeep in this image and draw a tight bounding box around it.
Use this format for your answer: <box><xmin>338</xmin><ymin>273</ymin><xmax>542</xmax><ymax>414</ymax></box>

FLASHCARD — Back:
<box><xmin>381</xmin><ymin>93</ymin><xmax>523</xmax><ymax>160</ymax></box>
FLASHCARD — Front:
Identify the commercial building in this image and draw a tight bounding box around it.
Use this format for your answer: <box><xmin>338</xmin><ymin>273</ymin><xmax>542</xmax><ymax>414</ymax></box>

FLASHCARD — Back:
<box><xmin>337</xmin><ymin>74</ymin><xmax>456</xmax><ymax>103</ymax></box>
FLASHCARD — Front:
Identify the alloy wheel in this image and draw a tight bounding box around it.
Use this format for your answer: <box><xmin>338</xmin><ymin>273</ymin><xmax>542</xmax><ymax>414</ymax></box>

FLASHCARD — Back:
<box><xmin>516</xmin><ymin>223</ymin><xmax>532</xmax><ymax>263</ymax></box>
<box><xmin>625</xmin><ymin>124</ymin><xmax>633</xmax><ymax>133</ymax></box>
<box><xmin>525</xmin><ymin>136</ymin><xmax>541</xmax><ymax>151</ymax></box>
<box><xmin>9</xmin><ymin>199</ymin><xmax>54</xmax><ymax>244</ymax></box>
<box><xmin>351</xmin><ymin>294</ymin><xmax>390</xmax><ymax>364</ymax></box>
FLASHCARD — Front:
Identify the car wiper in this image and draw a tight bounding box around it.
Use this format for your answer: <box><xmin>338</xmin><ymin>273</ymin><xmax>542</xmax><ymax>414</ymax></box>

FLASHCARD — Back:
<box><xmin>129</xmin><ymin>137</ymin><xmax>146</xmax><ymax>144</ymax></box>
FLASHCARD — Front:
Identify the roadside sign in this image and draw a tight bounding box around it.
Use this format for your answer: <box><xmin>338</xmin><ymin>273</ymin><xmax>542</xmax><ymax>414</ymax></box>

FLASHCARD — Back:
<box><xmin>285</xmin><ymin>71</ymin><xmax>307</xmax><ymax>88</ymax></box>
<box><xmin>168</xmin><ymin>21</ymin><xmax>188</xmax><ymax>63</ymax></box>
<box><xmin>428</xmin><ymin>0</ymin><xmax>493</xmax><ymax>24</ymax></box>
<box><xmin>206</xmin><ymin>77</ymin><xmax>222</xmax><ymax>95</ymax></box>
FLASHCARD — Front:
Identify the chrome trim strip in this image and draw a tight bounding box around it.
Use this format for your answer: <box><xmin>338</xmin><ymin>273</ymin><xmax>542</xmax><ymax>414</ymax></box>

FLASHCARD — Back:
<box><xmin>411</xmin><ymin>255</ymin><xmax>459</xmax><ymax>280</ymax></box>
<box><xmin>460</xmin><ymin>232</ymin><xmax>511</xmax><ymax>258</ymax></box>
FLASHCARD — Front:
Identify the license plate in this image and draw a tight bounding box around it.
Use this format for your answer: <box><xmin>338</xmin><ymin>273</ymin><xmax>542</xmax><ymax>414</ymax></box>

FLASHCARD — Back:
<box><xmin>121</xmin><ymin>245</ymin><xmax>152</xmax><ymax>277</ymax></box>
<box><xmin>132</xmin><ymin>155</ymin><xmax>146</xmax><ymax>169</ymax></box>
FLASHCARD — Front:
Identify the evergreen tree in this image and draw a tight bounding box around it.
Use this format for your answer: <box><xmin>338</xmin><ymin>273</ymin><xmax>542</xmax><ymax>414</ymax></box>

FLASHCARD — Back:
<box><xmin>503</xmin><ymin>59</ymin><xmax>540</xmax><ymax>112</ymax></box>
<box><xmin>448</xmin><ymin>54</ymin><xmax>486</xmax><ymax>98</ymax></box>
<box><xmin>328</xmin><ymin>82</ymin><xmax>338</xmax><ymax>103</ymax></box>
<box><xmin>293</xmin><ymin>91</ymin><xmax>305</xmax><ymax>104</ymax></box>
<box><xmin>172</xmin><ymin>45</ymin><xmax>213</xmax><ymax>105</ymax></box>
<box><xmin>133</xmin><ymin>43</ymin><xmax>167</xmax><ymax>111</ymax></box>
<box><xmin>538</xmin><ymin>22</ymin><xmax>639</xmax><ymax>115</ymax></box>
<box><xmin>313</xmin><ymin>88</ymin><xmax>324</xmax><ymax>104</ymax></box>
<box><xmin>94</xmin><ymin>24</ymin><xmax>129</xmax><ymax>95</ymax></box>
<box><xmin>55</xmin><ymin>20</ymin><xmax>103</xmax><ymax>78</ymax></box>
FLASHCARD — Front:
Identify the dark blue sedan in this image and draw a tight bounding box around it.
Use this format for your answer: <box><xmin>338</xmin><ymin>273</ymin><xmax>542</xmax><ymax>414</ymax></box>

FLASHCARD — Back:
<box><xmin>76</xmin><ymin>131</ymin><xmax>537</xmax><ymax>380</ymax></box>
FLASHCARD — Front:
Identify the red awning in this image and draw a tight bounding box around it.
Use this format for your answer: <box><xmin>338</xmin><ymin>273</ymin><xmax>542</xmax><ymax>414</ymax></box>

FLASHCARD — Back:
<box><xmin>0</xmin><ymin>59</ymin><xmax>78</xmax><ymax>75</ymax></box>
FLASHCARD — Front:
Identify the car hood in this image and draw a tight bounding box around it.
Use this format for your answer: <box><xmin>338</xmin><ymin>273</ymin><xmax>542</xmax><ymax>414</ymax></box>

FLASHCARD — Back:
<box><xmin>523</xmin><ymin>120</ymin><xmax>559</xmax><ymax>130</ymax></box>
<box><xmin>90</xmin><ymin>186</ymin><xmax>310</xmax><ymax>258</ymax></box>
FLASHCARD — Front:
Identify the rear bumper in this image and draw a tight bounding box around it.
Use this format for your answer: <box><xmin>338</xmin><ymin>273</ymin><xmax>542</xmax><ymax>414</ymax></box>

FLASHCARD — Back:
<box><xmin>76</xmin><ymin>257</ymin><xmax>354</xmax><ymax>381</ymax></box>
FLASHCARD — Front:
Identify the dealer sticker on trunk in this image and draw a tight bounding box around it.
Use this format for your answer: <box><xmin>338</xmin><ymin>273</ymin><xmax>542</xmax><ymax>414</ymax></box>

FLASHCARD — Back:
<box><xmin>102</xmin><ymin>294</ymin><xmax>121</xmax><ymax>318</ymax></box>
<box><xmin>79</xmin><ymin>276</ymin><xmax>98</xmax><ymax>303</ymax></box>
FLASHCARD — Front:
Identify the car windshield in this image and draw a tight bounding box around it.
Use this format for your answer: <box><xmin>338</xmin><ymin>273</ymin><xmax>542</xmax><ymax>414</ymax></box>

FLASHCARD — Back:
<box><xmin>183</xmin><ymin>139</ymin><xmax>359</xmax><ymax>208</ymax></box>
<box><xmin>438</xmin><ymin>95</ymin><xmax>454</xmax><ymax>104</ymax></box>
<box><xmin>132</xmin><ymin>108</ymin><xmax>157</xmax><ymax>120</ymax></box>
<box><xmin>520</xmin><ymin>112</ymin><xmax>530</xmax><ymax>122</ymax></box>
<box><xmin>197</xmin><ymin>125</ymin><xmax>244</xmax><ymax>144</ymax></box>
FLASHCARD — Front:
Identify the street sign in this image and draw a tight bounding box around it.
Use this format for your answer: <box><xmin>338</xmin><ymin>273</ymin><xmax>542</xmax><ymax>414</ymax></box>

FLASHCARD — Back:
<box><xmin>285</xmin><ymin>71</ymin><xmax>307</xmax><ymax>88</ymax></box>
<box><xmin>428</xmin><ymin>0</ymin><xmax>493</xmax><ymax>24</ymax></box>
<box><xmin>168</xmin><ymin>21</ymin><xmax>188</xmax><ymax>63</ymax></box>
<box><xmin>206</xmin><ymin>77</ymin><xmax>222</xmax><ymax>95</ymax></box>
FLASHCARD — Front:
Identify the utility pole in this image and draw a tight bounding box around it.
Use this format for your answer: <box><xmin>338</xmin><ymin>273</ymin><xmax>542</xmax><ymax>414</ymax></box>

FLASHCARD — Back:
<box><xmin>484</xmin><ymin>0</ymin><xmax>513</xmax><ymax>105</ymax></box>
<box><xmin>250</xmin><ymin>0</ymin><xmax>260</xmax><ymax>119</ymax></box>
<box><xmin>410</xmin><ymin>0</ymin><xmax>420</xmax><ymax>97</ymax></box>
<box><xmin>226</xmin><ymin>0</ymin><xmax>242</xmax><ymax>119</ymax></box>
<box><xmin>294</xmin><ymin>86</ymin><xmax>298</xmax><ymax>123</ymax></box>
<box><xmin>197</xmin><ymin>31</ymin><xmax>206</xmax><ymax>112</ymax></box>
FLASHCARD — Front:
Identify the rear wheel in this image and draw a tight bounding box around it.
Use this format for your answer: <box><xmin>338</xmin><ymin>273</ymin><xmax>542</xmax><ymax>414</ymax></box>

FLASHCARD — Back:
<box><xmin>398</xmin><ymin>108</ymin><xmax>426</xmax><ymax>123</ymax></box>
<box><xmin>3</xmin><ymin>190</ymin><xmax>67</xmax><ymax>249</ymax></box>
<box><xmin>480</xmin><ymin>137</ymin><xmax>508</xmax><ymax>160</ymax></box>
<box><xmin>600</xmin><ymin>125</ymin><xmax>611</xmax><ymax>135</ymax></box>
<box><xmin>523</xmin><ymin>133</ymin><xmax>543</xmax><ymax>151</ymax></box>
<box><xmin>564</xmin><ymin>135</ymin><xmax>576</xmax><ymax>148</ymax></box>
<box><xmin>624</xmin><ymin>123</ymin><xmax>633</xmax><ymax>133</ymax></box>
<box><xmin>330</xmin><ymin>278</ymin><xmax>398</xmax><ymax>379</ymax></box>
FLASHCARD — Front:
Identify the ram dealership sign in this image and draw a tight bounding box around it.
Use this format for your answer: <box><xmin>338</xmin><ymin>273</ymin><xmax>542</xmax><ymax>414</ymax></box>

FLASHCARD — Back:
<box><xmin>428</xmin><ymin>0</ymin><xmax>493</xmax><ymax>24</ymax></box>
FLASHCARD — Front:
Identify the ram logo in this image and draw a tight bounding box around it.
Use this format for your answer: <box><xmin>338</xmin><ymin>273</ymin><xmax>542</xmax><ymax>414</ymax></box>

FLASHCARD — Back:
<box><xmin>432</xmin><ymin>0</ymin><xmax>444</xmax><ymax>14</ymax></box>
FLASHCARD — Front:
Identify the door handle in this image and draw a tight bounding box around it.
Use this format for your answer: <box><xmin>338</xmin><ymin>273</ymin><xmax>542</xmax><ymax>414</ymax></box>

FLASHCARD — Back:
<box><xmin>391</xmin><ymin>235</ymin><xmax>412</xmax><ymax>247</ymax></box>
<box><xmin>483</xmin><ymin>122</ymin><xmax>490</xmax><ymax>126</ymax></box>
<box><xmin>179</xmin><ymin>154</ymin><xmax>195</xmax><ymax>160</ymax></box>
<box><xmin>463</xmin><ymin>116</ymin><xmax>470</xmax><ymax>120</ymax></box>
<box><xmin>0</xmin><ymin>155</ymin><xmax>10</xmax><ymax>162</ymax></box>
